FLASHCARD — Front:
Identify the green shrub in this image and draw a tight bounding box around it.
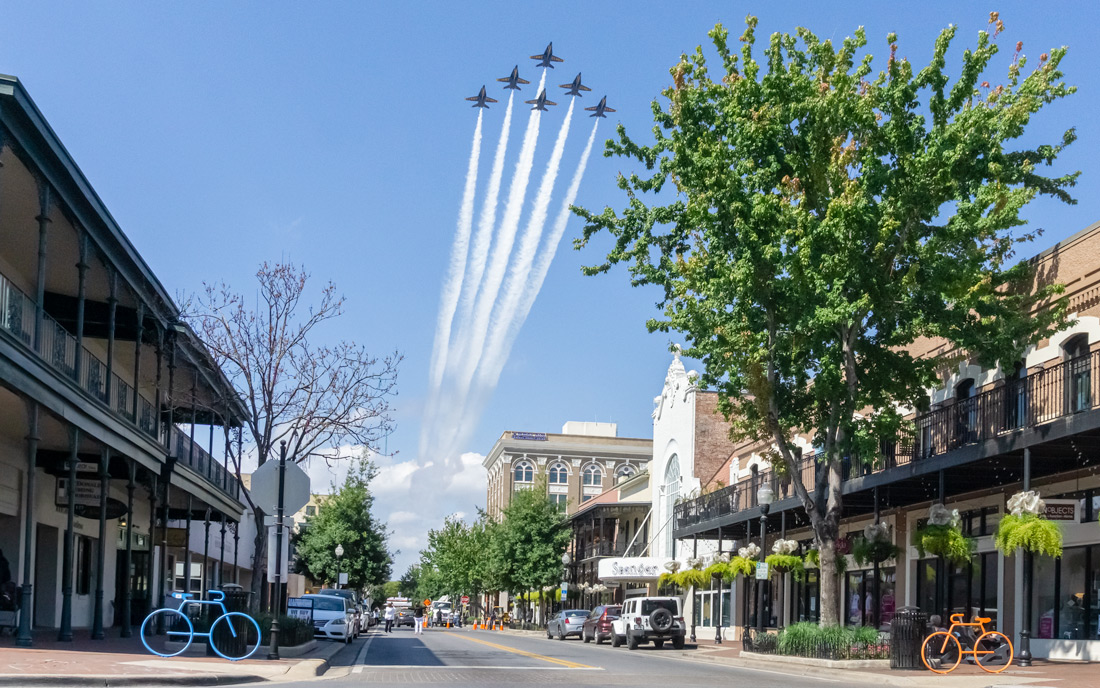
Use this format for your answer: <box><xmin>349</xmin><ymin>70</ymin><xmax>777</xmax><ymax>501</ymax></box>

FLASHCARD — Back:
<box><xmin>776</xmin><ymin>622</ymin><xmax>819</xmax><ymax>655</ymax></box>
<box><xmin>913</xmin><ymin>523</ymin><xmax>974</xmax><ymax>565</ymax></box>
<box><xmin>994</xmin><ymin>512</ymin><xmax>1063</xmax><ymax>558</ymax></box>
<box><xmin>256</xmin><ymin>613</ymin><xmax>314</xmax><ymax>647</ymax></box>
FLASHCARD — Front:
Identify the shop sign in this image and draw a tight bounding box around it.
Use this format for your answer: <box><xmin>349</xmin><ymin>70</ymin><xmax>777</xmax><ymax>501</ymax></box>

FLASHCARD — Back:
<box><xmin>1043</xmin><ymin>499</ymin><xmax>1077</xmax><ymax>521</ymax></box>
<box><xmin>287</xmin><ymin>597</ymin><xmax>314</xmax><ymax>624</ymax></box>
<box><xmin>598</xmin><ymin>557</ymin><xmax>665</xmax><ymax>581</ymax></box>
<box><xmin>512</xmin><ymin>432</ymin><xmax>547</xmax><ymax>441</ymax></box>
<box><xmin>165</xmin><ymin>527</ymin><xmax>188</xmax><ymax>548</ymax></box>
<box><xmin>55</xmin><ymin>477</ymin><xmax>101</xmax><ymax>508</ymax></box>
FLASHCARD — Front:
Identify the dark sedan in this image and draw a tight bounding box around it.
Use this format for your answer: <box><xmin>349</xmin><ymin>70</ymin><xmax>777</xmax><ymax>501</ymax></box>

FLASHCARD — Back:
<box><xmin>396</xmin><ymin>608</ymin><xmax>415</xmax><ymax>627</ymax></box>
<box><xmin>582</xmin><ymin>604</ymin><xmax>621</xmax><ymax>644</ymax></box>
<box><xmin>546</xmin><ymin>609</ymin><xmax>588</xmax><ymax>640</ymax></box>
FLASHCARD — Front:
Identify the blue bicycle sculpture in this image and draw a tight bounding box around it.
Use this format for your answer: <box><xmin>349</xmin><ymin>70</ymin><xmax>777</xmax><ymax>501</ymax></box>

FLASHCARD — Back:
<box><xmin>140</xmin><ymin>590</ymin><xmax>261</xmax><ymax>661</ymax></box>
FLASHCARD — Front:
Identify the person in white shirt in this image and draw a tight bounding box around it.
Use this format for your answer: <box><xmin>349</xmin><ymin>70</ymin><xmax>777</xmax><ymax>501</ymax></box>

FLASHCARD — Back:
<box><xmin>383</xmin><ymin>602</ymin><xmax>396</xmax><ymax>633</ymax></box>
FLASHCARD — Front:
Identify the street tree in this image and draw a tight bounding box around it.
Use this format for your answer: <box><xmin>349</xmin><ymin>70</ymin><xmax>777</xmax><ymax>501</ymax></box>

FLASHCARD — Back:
<box><xmin>490</xmin><ymin>479</ymin><xmax>570</xmax><ymax>618</ymax></box>
<box><xmin>421</xmin><ymin>513</ymin><xmax>497</xmax><ymax>616</ymax></box>
<box><xmin>573</xmin><ymin>15</ymin><xmax>1076</xmax><ymax>624</ymax></box>
<box><xmin>186</xmin><ymin>262</ymin><xmax>402</xmax><ymax>609</ymax></box>
<box><xmin>291</xmin><ymin>459</ymin><xmax>393</xmax><ymax>589</ymax></box>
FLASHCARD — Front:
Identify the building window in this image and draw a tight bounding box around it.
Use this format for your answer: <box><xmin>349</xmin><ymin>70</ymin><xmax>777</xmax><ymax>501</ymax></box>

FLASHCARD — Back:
<box><xmin>582</xmin><ymin>464</ymin><xmax>603</xmax><ymax>487</ymax></box>
<box><xmin>954</xmin><ymin>378</ymin><xmax>977</xmax><ymax>445</ymax></box>
<box><xmin>76</xmin><ymin>536</ymin><xmax>94</xmax><ymax>595</ymax></box>
<box><xmin>916</xmin><ymin>552</ymin><xmax>998</xmax><ymax>629</ymax></box>
<box><xmin>581</xmin><ymin>494</ymin><xmax>593</xmax><ymax>503</ymax></box>
<box><xmin>844</xmin><ymin>567</ymin><xmax>897</xmax><ymax>629</ymax></box>
<box><xmin>616</xmin><ymin>464</ymin><xmax>636</xmax><ymax>481</ymax></box>
<box><xmin>1032</xmin><ymin>544</ymin><xmax>1096</xmax><ymax>640</ymax></box>
<box><xmin>548</xmin><ymin>462</ymin><xmax>568</xmax><ymax>484</ymax></box>
<box><xmin>306</xmin><ymin>505</ymin><xmax>316</xmax><ymax>516</ymax></box>
<box><xmin>1064</xmin><ymin>334</ymin><xmax>1092</xmax><ymax>413</ymax></box>
<box><xmin>1004</xmin><ymin>360</ymin><xmax>1028</xmax><ymax>430</ymax></box>
<box><xmin>662</xmin><ymin>455</ymin><xmax>681</xmax><ymax>556</ymax></box>
<box><xmin>513</xmin><ymin>460</ymin><xmax>534</xmax><ymax>483</ymax></box>
<box><xmin>551</xmin><ymin>494</ymin><xmax>568</xmax><ymax>510</ymax></box>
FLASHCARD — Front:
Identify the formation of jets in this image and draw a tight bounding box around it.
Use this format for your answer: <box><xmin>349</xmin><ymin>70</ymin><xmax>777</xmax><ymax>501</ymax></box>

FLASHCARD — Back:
<box><xmin>465</xmin><ymin>42</ymin><xmax>614</xmax><ymax>117</ymax></box>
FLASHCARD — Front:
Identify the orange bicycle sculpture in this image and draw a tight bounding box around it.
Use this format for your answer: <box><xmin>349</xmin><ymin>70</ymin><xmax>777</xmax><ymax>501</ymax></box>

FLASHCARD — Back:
<box><xmin>921</xmin><ymin>613</ymin><xmax>1013</xmax><ymax>674</ymax></box>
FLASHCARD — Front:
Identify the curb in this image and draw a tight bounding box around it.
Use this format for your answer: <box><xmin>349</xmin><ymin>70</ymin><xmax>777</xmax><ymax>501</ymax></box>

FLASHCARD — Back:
<box><xmin>0</xmin><ymin>675</ymin><xmax>266</xmax><ymax>687</ymax></box>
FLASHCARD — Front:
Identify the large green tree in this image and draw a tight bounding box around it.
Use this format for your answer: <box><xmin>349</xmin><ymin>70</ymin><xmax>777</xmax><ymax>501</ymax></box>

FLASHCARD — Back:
<box><xmin>490</xmin><ymin>479</ymin><xmax>571</xmax><ymax>600</ymax></box>
<box><xmin>292</xmin><ymin>460</ymin><xmax>393</xmax><ymax>589</ymax></box>
<box><xmin>574</xmin><ymin>15</ymin><xmax>1076</xmax><ymax>624</ymax></box>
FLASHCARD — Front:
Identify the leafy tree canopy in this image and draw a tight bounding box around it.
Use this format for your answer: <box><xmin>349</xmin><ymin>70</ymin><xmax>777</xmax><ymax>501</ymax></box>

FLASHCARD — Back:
<box><xmin>490</xmin><ymin>479</ymin><xmax>571</xmax><ymax>593</ymax></box>
<box><xmin>292</xmin><ymin>459</ymin><xmax>392</xmax><ymax>590</ymax></box>
<box><xmin>573</xmin><ymin>13</ymin><xmax>1076</xmax><ymax>624</ymax></box>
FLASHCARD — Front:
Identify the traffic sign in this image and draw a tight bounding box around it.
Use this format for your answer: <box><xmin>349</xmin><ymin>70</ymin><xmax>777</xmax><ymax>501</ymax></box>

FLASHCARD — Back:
<box><xmin>461</xmin><ymin>595</ymin><xmax>469</xmax><ymax>605</ymax></box>
<box><xmin>266</xmin><ymin>526</ymin><xmax>290</xmax><ymax>582</ymax></box>
<box><xmin>755</xmin><ymin>562</ymin><xmax>770</xmax><ymax>580</ymax></box>
<box><xmin>423</xmin><ymin>598</ymin><xmax>431</xmax><ymax>607</ymax></box>
<box><xmin>250</xmin><ymin>458</ymin><xmax>310</xmax><ymax>515</ymax></box>
<box><xmin>560</xmin><ymin>581</ymin><xmax>568</xmax><ymax>598</ymax></box>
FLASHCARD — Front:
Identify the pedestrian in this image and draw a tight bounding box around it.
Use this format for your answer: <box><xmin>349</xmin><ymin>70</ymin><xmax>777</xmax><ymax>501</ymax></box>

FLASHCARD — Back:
<box><xmin>435</xmin><ymin>608</ymin><xmax>443</xmax><ymax>628</ymax></box>
<box><xmin>414</xmin><ymin>605</ymin><xmax>425</xmax><ymax>635</ymax></box>
<box><xmin>383</xmin><ymin>602</ymin><xmax>395</xmax><ymax>633</ymax></box>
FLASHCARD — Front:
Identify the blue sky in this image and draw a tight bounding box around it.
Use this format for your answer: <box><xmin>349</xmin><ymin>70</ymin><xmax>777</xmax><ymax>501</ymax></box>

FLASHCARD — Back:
<box><xmin>3</xmin><ymin>1</ymin><xmax>1097</xmax><ymax>574</ymax></box>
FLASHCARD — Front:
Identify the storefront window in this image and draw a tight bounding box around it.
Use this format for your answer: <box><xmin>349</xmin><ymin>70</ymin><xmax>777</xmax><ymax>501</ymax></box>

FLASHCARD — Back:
<box><xmin>918</xmin><ymin>554</ymin><xmax>998</xmax><ymax>628</ymax></box>
<box><xmin>1033</xmin><ymin>545</ymin><xmax>1097</xmax><ymax>640</ymax></box>
<box><xmin>792</xmin><ymin>570</ymin><xmax>819</xmax><ymax>624</ymax></box>
<box><xmin>844</xmin><ymin>568</ymin><xmax>896</xmax><ymax>629</ymax></box>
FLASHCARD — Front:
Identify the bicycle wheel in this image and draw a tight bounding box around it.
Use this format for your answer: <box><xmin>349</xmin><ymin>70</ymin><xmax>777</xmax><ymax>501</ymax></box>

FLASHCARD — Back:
<box><xmin>140</xmin><ymin>608</ymin><xmax>194</xmax><ymax>657</ymax></box>
<box><xmin>974</xmin><ymin>631</ymin><xmax>1014</xmax><ymax>673</ymax></box>
<box><xmin>209</xmin><ymin>612</ymin><xmax>262</xmax><ymax>661</ymax></box>
<box><xmin>921</xmin><ymin>631</ymin><xmax>962</xmax><ymax>674</ymax></box>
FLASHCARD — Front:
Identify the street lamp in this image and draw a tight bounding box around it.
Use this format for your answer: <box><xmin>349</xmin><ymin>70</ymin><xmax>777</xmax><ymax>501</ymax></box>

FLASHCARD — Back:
<box><xmin>561</xmin><ymin>552</ymin><xmax>572</xmax><ymax>610</ymax></box>
<box><xmin>756</xmin><ymin>484</ymin><xmax>774</xmax><ymax>632</ymax></box>
<box><xmin>335</xmin><ymin>544</ymin><xmax>344</xmax><ymax>588</ymax></box>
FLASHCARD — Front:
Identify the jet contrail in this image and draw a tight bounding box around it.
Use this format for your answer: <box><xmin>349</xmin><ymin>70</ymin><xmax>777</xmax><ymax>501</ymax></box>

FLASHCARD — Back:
<box><xmin>476</xmin><ymin>98</ymin><xmax>576</xmax><ymax>392</ymax></box>
<box><xmin>457</xmin><ymin>121</ymin><xmax>602</xmax><ymax>443</ymax></box>
<box><xmin>420</xmin><ymin>109</ymin><xmax>483</xmax><ymax>457</ymax></box>
<box><xmin>450</xmin><ymin>91</ymin><xmax>515</xmax><ymax>383</ymax></box>
<box><xmin>434</xmin><ymin>71</ymin><xmax>547</xmax><ymax>459</ymax></box>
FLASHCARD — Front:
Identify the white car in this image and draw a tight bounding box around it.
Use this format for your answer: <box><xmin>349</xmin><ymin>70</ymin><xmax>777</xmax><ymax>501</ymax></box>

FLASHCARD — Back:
<box><xmin>302</xmin><ymin>593</ymin><xmax>355</xmax><ymax>643</ymax></box>
<box><xmin>610</xmin><ymin>596</ymin><xmax>686</xmax><ymax>650</ymax></box>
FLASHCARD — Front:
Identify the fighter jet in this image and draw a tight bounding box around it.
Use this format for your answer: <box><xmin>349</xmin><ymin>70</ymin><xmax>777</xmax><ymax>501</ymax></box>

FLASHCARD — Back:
<box><xmin>497</xmin><ymin>65</ymin><xmax>530</xmax><ymax>91</ymax></box>
<box><xmin>559</xmin><ymin>73</ymin><xmax>592</xmax><ymax>97</ymax></box>
<box><xmin>584</xmin><ymin>96</ymin><xmax>616</xmax><ymax>118</ymax></box>
<box><xmin>530</xmin><ymin>42</ymin><xmax>564</xmax><ymax>68</ymax></box>
<box><xmin>466</xmin><ymin>86</ymin><xmax>499</xmax><ymax>109</ymax></box>
<box><xmin>524</xmin><ymin>89</ymin><xmax>557</xmax><ymax>111</ymax></box>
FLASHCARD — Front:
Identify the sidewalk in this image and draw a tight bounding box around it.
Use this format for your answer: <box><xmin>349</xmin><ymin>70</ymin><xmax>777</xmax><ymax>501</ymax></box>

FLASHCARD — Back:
<box><xmin>0</xmin><ymin>629</ymin><xmax>346</xmax><ymax>686</ymax></box>
<box><xmin>685</xmin><ymin>641</ymin><xmax>1098</xmax><ymax>688</ymax></box>
<box><xmin>489</xmin><ymin>626</ymin><xmax>1096</xmax><ymax>688</ymax></box>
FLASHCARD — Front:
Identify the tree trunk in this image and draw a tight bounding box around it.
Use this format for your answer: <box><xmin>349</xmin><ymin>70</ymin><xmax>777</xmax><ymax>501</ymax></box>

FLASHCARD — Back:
<box><xmin>249</xmin><ymin>510</ymin><xmax>267</xmax><ymax>613</ymax></box>
<box><xmin>817</xmin><ymin>536</ymin><xmax>840</xmax><ymax>627</ymax></box>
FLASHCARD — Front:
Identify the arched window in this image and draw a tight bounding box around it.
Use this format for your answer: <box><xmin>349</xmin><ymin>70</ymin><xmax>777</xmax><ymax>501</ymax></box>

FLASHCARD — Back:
<box><xmin>955</xmin><ymin>378</ymin><xmax>977</xmax><ymax>444</ymax></box>
<box><xmin>548</xmin><ymin>462</ymin><xmax>569</xmax><ymax>484</ymax></box>
<box><xmin>583</xmin><ymin>463</ymin><xmax>604</xmax><ymax>486</ymax></box>
<box><xmin>513</xmin><ymin>460</ymin><xmax>534</xmax><ymax>484</ymax></box>
<box><xmin>616</xmin><ymin>464</ymin><xmax>636</xmax><ymax>481</ymax></box>
<box><xmin>1064</xmin><ymin>334</ymin><xmax>1091</xmax><ymax>412</ymax></box>
<box><xmin>663</xmin><ymin>455</ymin><xmax>681</xmax><ymax>556</ymax></box>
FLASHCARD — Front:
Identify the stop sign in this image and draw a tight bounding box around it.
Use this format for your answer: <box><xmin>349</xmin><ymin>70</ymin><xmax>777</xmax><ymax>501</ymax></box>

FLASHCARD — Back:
<box><xmin>461</xmin><ymin>595</ymin><xmax>469</xmax><ymax>605</ymax></box>
<box><xmin>250</xmin><ymin>458</ymin><xmax>311</xmax><ymax>515</ymax></box>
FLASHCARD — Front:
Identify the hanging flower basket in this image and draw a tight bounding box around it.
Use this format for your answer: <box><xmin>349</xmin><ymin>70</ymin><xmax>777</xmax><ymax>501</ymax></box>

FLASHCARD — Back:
<box><xmin>676</xmin><ymin>568</ymin><xmax>710</xmax><ymax>589</ymax></box>
<box><xmin>994</xmin><ymin>491</ymin><xmax>1063</xmax><ymax>558</ymax></box>
<box><xmin>914</xmin><ymin>504</ymin><xmax>974</xmax><ymax>565</ymax></box>
<box><xmin>852</xmin><ymin>523</ymin><xmax>900</xmax><ymax>566</ymax></box>
<box><xmin>803</xmin><ymin>548</ymin><xmax>847</xmax><ymax>575</ymax></box>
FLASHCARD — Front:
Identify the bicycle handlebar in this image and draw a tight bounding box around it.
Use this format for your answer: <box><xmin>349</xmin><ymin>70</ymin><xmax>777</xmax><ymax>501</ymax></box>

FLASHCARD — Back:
<box><xmin>949</xmin><ymin>613</ymin><xmax>965</xmax><ymax>623</ymax></box>
<box><xmin>207</xmin><ymin>590</ymin><xmax>225</xmax><ymax>601</ymax></box>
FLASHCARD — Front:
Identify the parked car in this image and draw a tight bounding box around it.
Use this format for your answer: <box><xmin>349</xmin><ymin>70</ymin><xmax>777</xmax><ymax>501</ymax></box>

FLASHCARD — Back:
<box><xmin>546</xmin><ymin>609</ymin><xmax>588</xmax><ymax>640</ymax></box>
<box><xmin>395</xmin><ymin>608</ymin><xmax>415</xmax><ymax>627</ymax></box>
<box><xmin>582</xmin><ymin>604</ymin><xmax>621</xmax><ymax>644</ymax></box>
<box><xmin>610</xmin><ymin>597</ymin><xmax>685</xmax><ymax>650</ymax></box>
<box><xmin>301</xmin><ymin>593</ymin><xmax>355</xmax><ymax>643</ymax></box>
<box><xmin>319</xmin><ymin>589</ymin><xmax>362</xmax><ymax>638</ymax></box>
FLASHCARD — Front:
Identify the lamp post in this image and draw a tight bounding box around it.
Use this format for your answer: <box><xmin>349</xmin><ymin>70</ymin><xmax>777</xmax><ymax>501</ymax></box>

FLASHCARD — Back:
<box><xmin>335</xmin><ymin>544</ymin><xmax>345</xmax><ymax>588</ymax></box>
<box><xmin>756</xmin><ymin>484</ymin><xmax>774</xmax><ymax>633</ymax></box>
<box><xmin>561</xmin><ymin>552</ymin><xmax>572</xmax><ymax>618</ymax></box>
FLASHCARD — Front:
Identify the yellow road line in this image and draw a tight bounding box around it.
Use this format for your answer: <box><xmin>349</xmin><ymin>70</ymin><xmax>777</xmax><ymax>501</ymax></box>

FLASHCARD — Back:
<box><xmin>453</xmin><ymin>633</ymin><xmax>594</xmax><ymax>669</ymax></box>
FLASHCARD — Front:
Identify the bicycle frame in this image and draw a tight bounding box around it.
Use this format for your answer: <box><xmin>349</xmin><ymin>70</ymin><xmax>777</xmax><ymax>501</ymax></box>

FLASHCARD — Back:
<box><xmin>165</xmin><ymin>590</ymin><xmax>238</xmax><ymax>641</ymax></box>
<box><xmin>141</xmin><ymin>589</ymin><xmax>261</xmax><ymax>661</ymax></box>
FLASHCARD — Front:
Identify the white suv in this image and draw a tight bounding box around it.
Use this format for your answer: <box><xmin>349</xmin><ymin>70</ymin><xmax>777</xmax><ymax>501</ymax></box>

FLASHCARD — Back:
<box><xmin>610</xmin><ymin>596</ymin><xmax>686</xmax><ymax>650</ymax></box>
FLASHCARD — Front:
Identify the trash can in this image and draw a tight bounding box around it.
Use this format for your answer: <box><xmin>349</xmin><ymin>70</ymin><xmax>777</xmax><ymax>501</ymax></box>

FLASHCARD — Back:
<box><xmin>890</xmin><ymin>606</ymin><xmax>928</xmax><ymax>670</ymax></box>
<box><xmin>212</xmin><ymin>586</ymin><xmax>255</xmax><ymax>658</ymax></box>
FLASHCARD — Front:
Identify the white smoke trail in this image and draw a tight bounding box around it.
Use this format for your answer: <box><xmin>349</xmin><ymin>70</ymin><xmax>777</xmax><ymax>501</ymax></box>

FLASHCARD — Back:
<box><xmin>476</xmin><ymin>98</ymin><xmax>576</xmax><ymax>391</ymax></box>
<box><xmin>431</xmin><ymin>71</ymin><xmax>547</xmax><ymax>459</ymax></box>
<box><xmin>454</xmin><ymin>121</ymin><xmax>601</xmax><ymax>447</ymax></box>
<box><xmin>419</xmin><ymin>109</ymin><xmax>483</xmax><ymax>457</ymax></box>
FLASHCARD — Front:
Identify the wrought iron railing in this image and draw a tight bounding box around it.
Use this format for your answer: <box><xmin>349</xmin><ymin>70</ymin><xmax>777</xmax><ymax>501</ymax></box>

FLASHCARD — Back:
<box><xmin>674</xmin><ymin>349</ymin><xmax>1100</xmax><ymax>532</ymax></box>
<box><xmin>0</xmin><ymin>270</ymin><xmax>239</xmax><ymax>501</ymax></box>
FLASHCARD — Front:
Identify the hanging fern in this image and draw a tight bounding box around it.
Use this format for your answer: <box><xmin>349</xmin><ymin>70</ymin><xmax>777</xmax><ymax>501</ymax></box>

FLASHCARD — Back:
<box><xmin>765</xmin><ymin>553</ymin><xmax>804</xmax><ymax>575</ymax></box>
<box><xmin>728</xmin><ymin>555</ymin><xmax>756</xmax><ymax>579</ymax></box>
<box><xmin>658</xmin><ymin>572</ymin><xmax>677</xmax><ymax>587</ymax></box>
<box><xmin>803</xmin><ymin>548</ymin><xmax>847</xmax><ymax>575</ymax></box>
<box><xmin>913</xmin><ymin>523</ymin><xmax>974</xmax><ymax>565</ymax></box>
<box><xmin>994</xmin><ymin>513</ymin><xmax>1063</xmax><ymax>558</ymax></box>
<box><xmin>852</xmin><ymin>538</ymin><xmax>901</xmax><ymax>567</ymax></box>
<box><xmin>676</xmin><ymin>568</ymin><xmax>710</xmax><ymax>589</ymax></box>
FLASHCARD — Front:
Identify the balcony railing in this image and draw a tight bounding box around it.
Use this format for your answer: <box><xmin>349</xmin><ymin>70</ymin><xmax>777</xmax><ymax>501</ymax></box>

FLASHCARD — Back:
<box><xmin>575</xmin><ymin>541</ymin><xmax>628</xmax><ymax>560</ymax></box>
<box><xmin>171</xmin><ymin>426</ymin><xmax>239</xmax><ymax>500</ymax></box>
<box><xmin>0</xmin><ymin>270</ymin><xmax>240</xmax><ymax>502</ymax></box>
<box><xmin>674</xmin><ymin>349</ymin><xmax>1100</xmax><ymax>532</ymax></box>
